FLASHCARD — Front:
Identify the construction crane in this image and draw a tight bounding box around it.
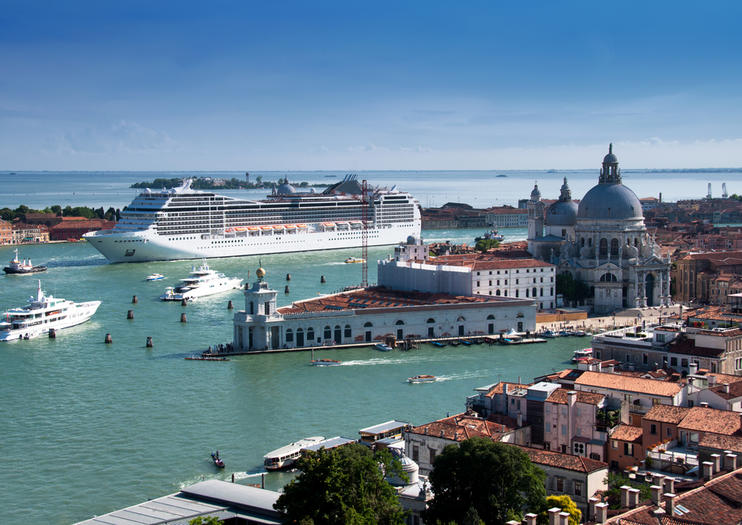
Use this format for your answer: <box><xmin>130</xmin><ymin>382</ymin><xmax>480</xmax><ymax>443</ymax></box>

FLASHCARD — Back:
<box><xmin>361</xmin><ymin>179</ymin><xmax>369</xmax><ymax>288</ymax></box>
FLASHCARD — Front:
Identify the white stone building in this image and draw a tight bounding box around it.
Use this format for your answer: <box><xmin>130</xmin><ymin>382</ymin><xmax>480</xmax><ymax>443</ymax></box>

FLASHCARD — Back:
<box><xmin>526</xmin><ymin>145</ymin><xmax>672</xmax><ymax>313</ymax></box>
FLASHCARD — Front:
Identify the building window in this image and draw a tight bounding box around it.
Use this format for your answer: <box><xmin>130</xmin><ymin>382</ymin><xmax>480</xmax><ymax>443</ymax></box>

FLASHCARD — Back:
<box><xmin>670</xmin><ymin>357</ymin><xmax>677</xmax><ymax>367</ymax></box>
<box><xmin>324</xmin><ymin>326</ymin><xmax>332</xmax><ymax>340</ymax></box>
<box><xmin>650</xmin><ymin>424</ymin><xmax>657</xmax><ymax>435</ymax></box>
<box><xmin>624</xmin><ymin>442</ymin><xmax>633</xmax><ymax>455</ymax></box>
<box><xmin>556</xmin><ymin>477</ymin><xmax>564</xmax><ymax>492</ymax></box>
<box><xmin>428</xmin><ymin>447</ymin><xmax>437</xmax><ymax>463</ymax></box>
<box><xmin>612</xmin><ymin>440</ymin><xmax>618</xmax><ymax>449</ymax></box>
<box><xmin>307</xmin><ymin>328</ymin><xmax>315</xmax><ymax>340</ymax></box>
<box><xmin>412</xmin><ymin>445</ymin><xmax>419</xmax><ymax>462</ymax></box>
<box><xmin>574</xmin><ymin>480</ymin><xmax>583</xmax><ymax>497</ymax></box>
<box><xmin>344</xmin><ymin>325</ymin><xmax>351</xmax><ymax>338</ymax></box>
<box><xmin>285</xmin><ymin>329</ymin><xmax>293</xmax><ymax>342</ymax></box>
<box><xmin>573</xmin><ymin>442</ymin><xmax>585</xmax><ymax>455</ymax></box>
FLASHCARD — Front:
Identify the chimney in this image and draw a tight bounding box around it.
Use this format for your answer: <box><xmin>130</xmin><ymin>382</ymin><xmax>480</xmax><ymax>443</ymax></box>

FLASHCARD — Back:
<box><xmin>558</xmin><ymin>511</ymin><xmax>570</xmax><ymax>525</ymax></box>
<box><xmin>663</xmin><ymin>477</ymin><xmax>675</xmax><ymax>494</ymax></box>
<box><xmin>595</xmin><ymin>502</ymin><xmax>609</xmax><ymax>524</ymax></box>
<box><xmin>703</xmin><ymin>461</ymin><xmax>714</xmax><ymax>480</ymax></box>
<box><xmin>664</xmin><ymin>493</ymin><xmax>676</xmax><ymax>516</ymax></box>
<box><xmin>628</xmin><ymin>487</ymin><xmax>641</xmax><ymax>508</ymax></box>
<box><xmin>711</xmin><ymin>453</ymin><xmax>721</xmax><ymax>472</ymax></box>
<box><xmin>567</xmin><ymin>390</ymin><xmax>577</xmax><ymax>406</ymax></box>
<box><xmin>689</xmin><ymin>362</ymin><xmax>698</xmax><ymax>375</ymax></box>
<box><xmin>588</xmin><ymin>497</ymin><xmax>599</xmax><ymax>521</ymax></box>
<box><xmin>725</xmin><ymin>453</ymin><xmax>738</xmax><ymax>471</ymax></box>
<box><xmin>709</xmin><ymin>375</ymin><xmax>717</xmax><ymax>386</ymax></box>
<box><xmin>652</xmin><ymin>473</ymin><xmax>666</xmax><ymax>488</ymax></box>
<box><xmin>524</xmin><ymin>513</ymin><xmax>538</xmax><ymax>525</ymax></box>
<box><xmin>504</xmin><ymin>383</ymin><xmax>509</xmax><ymax>395</ymax></box>
<box><xmin>723</xmin><ymin>383</ymin><xmax>730</xmax><ymax>394</ymax></box>
<box><xmin>620</xmin><ymin>485</ymin><xmax>631</xmax><ymax>508</ymax></box>
<box><xmin>548</xmin><ymin>507</ymin><xmax>561</xmax><ymax>525</ymax></box>
<box><xmin>517</xmin><ymin>413</ymin><xmax>523</xmax><ymax>427</ymax></box>
<box><xmin>650</xmin><ymin>485</ymin><xmax>662</xmax><ymax>505</ymax></box>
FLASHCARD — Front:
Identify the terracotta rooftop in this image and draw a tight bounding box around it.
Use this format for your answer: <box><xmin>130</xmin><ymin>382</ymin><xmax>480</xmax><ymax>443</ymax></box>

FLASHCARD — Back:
<box><xmin>408</xmin><ymin>413</ymin><xmax>517</xmax><ymax>441</ymax></box>
<box><xmin>484</xmin><ymin>381</ymin><xmax>531</xmax><ymax>398</ymax></box>
<box><xmin>697</xmin><ymin>433</ymin><xmax>742</xmax><ymax>454</ymax></box>
<box><xmin>606</xmin><ymin>469</ymin><xmax>742</xmax><ymax>525</ymax></box>
<box><xmin>643</xmin><ymin>405</ymin><xmax>690</xmax><ymax>424</ymax></box>
<box><xmin>516</xmin><ymin>446</ymin><xmax>607</xmax><ymax>473</ymax></box>
<box><xmin>677</xmin><ymin>407</ymin><xmax>741</xmax><ymax>435</ymax></box>
<box><xmin>708</xmin><ymin>381</ymin><xmax>742</xmax><ymax>400</ymax></box>
<box><xmin>574</xmin><ymin>371</ymin><xmax>683</xmax><ymax>398</ymax></box>
<box><xmin>429</xmin><ymin>254</ymin><xmax>554</xmax><ymax>271</ymax></box>
<box><xmin>546</xmin><ymin>388</ymin><xmax>605</xmax><ymax>406</ymax></box>
<box><xmin>277</xmin><ymin>286</ymin><xmax>522</xmax><ymax>315</ymax></box>
<box><xmin>611</xmin><ymin>425</ymin><xmax>643</xmax><ymax>443</ymax></box>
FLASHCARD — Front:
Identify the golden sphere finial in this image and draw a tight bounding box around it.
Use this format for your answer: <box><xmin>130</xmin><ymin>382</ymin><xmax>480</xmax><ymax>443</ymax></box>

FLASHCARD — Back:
<box><xmin>256</xmin><ymin>267</ymin><xmax>266</xmax><ymax>280</ymax></box>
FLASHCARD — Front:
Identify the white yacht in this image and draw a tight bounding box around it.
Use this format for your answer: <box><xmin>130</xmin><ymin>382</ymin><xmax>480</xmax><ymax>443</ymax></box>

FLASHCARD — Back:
<box><xmin>263</xmin><ymin>436</ymin><xmax>326</xmax><ymax>471</ymax></box>
<box><xmin>160</xmin><ymin>262</ymin><xmax>242</xmax><ymax>301</ymax></box>
<box><xmin>0</xmin><ymin>281</ymin><xmax>101</xmax><ymax>341</ymax></box>
<box><xmin>84</xmin><ymin>175</ymin><xmax>421</xmax><ymax>263</ymax></box>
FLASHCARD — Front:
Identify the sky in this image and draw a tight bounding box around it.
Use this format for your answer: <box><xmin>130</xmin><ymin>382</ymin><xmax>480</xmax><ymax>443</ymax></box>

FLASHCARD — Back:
<box><xmin>1</xmin><ymin>1</ymin><xmax>741</xmax><ymax>171</ymax></box>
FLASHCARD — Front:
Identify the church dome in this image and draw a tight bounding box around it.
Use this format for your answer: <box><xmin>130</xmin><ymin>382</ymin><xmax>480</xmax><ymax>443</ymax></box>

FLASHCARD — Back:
<box><xmin>276</xmin><ymin>182</ymin><xmax>296</xmax><ymax>194</ymax></box>
<box><xmin>546</xmin><ymin>200</ymin><xmax>578</xmax><ymax>226</ymax></box>
<box><xmin>577</xmin><ymin>183</ymin><xmax>643</xmax><ymax>220</ymax></box>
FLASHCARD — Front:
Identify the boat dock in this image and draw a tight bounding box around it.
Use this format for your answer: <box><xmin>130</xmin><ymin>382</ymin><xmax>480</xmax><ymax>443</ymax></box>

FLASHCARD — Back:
<box><xmin>191</xmin><ymin>333</ymin><xmax>549</xmax><ymax>358</ymax></box>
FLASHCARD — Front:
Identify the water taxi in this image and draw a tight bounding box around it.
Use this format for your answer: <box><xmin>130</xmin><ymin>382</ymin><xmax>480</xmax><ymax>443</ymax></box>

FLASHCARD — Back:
<box><xmin>407</xmin><ymin>375</ymin><xmax>436</xmax><ymax>384</ymax></box>
<box><xmin>310</xmin><ymin>359</ymin><xmax>341</xmax><ymax>366</ymax></box>
<box><xmin>572</xmin><ymin>348</ymin><xmax>593</xmax><ymax>362</ymax></box>
<box><xmin>145</xmin><ymin>273</ymin><xmax>165</xmax><ymax>281</ymax></box>
<box><xmin>263</xmin><ymin>436</ymin><xmax>325</xmax><ymax>471</ymax></box>
<box><xmin>344</xmin><ymin>257</ymin><xmax>366</xmax><ymax>264</ymax></box>
<box><xmin>374</xmin><ymin>342</ymin><xmax>393</xmax><ymax>352</ymax></box>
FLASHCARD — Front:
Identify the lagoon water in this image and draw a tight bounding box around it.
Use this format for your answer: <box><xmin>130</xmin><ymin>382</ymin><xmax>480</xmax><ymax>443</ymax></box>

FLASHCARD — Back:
<box><xmin>0</xmin><ymin>168</ymin><xmax>734</xmax><ymax>524</ymax></box>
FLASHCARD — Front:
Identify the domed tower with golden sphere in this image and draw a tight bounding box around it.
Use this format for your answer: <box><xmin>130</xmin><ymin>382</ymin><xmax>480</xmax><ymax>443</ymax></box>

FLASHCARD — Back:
<box><xmin>234</xmin><ymin>265</ymin><xmax>281</xmax><ymax>351</ymax></box>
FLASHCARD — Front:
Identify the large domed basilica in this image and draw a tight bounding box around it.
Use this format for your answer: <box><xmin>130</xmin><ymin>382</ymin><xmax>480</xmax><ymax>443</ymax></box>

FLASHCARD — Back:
<box><xmin>526</xmin><ymin>144</ymin><xmax>671</xmax><ymax>313</ymax></box>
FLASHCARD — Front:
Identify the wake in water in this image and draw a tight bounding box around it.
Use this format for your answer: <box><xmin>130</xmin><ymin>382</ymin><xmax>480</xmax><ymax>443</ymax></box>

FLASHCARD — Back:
<box><xmin>340</xmin><ymin>355</ymin><xmax>430</xmax><ymax>366</ymax></box>
<box><xmin>46</xmin><ymin>255</ymin><xmax>107</xmax><ymax>268</ymax></box>
<box><xmin>436</xmin><ymin>370</ymin><xmax>494</xmax><ymax>382</ymax></box>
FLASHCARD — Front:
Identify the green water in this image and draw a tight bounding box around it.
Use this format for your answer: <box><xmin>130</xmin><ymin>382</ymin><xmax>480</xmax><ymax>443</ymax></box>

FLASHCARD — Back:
<box><xmin>0</xmin><ymin>234</ymin><xmax>583</xmax><ymax>524</ymax></box>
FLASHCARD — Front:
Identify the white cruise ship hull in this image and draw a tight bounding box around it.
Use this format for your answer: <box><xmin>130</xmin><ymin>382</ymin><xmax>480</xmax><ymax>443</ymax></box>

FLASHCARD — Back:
<box><xmin>160</xmin><ymin>278</ymin><xmax>243</xmax><ymax>301</ymax></box>
<box><xmin>0</xmin><ymin>301</ymin><xmax>101</xmax><ymax>341</ymax></box>
<box><xmin>86</xmin><ymin>223</ymin><xmax>420</xmax><ymax>263</ymax></box>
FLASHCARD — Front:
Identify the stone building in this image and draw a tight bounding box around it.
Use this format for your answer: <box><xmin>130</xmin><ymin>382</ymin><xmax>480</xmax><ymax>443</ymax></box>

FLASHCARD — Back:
<box><xmin>527</xmin><ymin>145</ymin><xmax>672</xmax><ymax>313</ymax></box>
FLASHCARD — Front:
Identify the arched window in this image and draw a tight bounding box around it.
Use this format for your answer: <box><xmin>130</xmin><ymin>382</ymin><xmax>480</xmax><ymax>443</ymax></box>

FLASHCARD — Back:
<box><xmin>395</xmin><ymin>320</ymin><xmax>405</xmax><ymax>325</ymax></box>
<box><xmin>344</xmin><ymin>325</ymin><xmax>351</xmax><ymax>338</ymax></box>
<box><xmin>285</xmin><ymin>329</ymin><xmax>293</xmax><ymax>342</ymax></box>
<box><xmin>600</xmin><ymin>273</ymin><xmax>618</xmax><ymax>282</ymax></box>
<box><xmin>599</xmin><ymin>238</ymin><xmax>608</xmax><ymax>258</ymax></box>
<box><xmin>487</xmin><ymin>314</ymin><xmax>495</xmax><ymax>320</ymax></box>
<box><xmin>496</xmin><ymin>289</ymin><xmax>501</xmax><ymax>296</ymax></box>
<box><xmin>515</xmin><ymin>290</ymin><xmax>519</xmax><ymax>298</ymax></box>
<box><xmin>364</xmin><ymin>321</ymin><xmax>373</xmax><ymax>328</ymax></box>
<box><xmin>532</xmin><ymin>287</ymin><xmax>537</xmax><ymax>297</ymax></box>
<box><xmin>456</xmin><ymin>316</ymin><xmax>466</xmax><ymax>322</ymax></box>
<box><xmin>610</xmin><ymin>238</ymin><xmax>619</xmax><ymax>256</ymax></box>
<box><xmin>525</xmin><ymin>288</ymin><xmax>529</xmax><ymax>297</ymax></box>
<box><xmin>306</xmin><ymin>327</ymin><xmax>315</xmax><ymax>340</ymax></box>
<box><xmin>634</xmin><ymin>237</ymin><xmax>639</xmax><ymax>247</ymax></box>
<box><xmin>580</xmin><ymin>237</ymin><xmax>585</xmax><ymax>247</ymax></box>
<box><xmin>324</xmin><ymin>326</ymin><xmax>332</xmax><ymax>340</ymax></box>
<box><xmin>426</xmin><ymin>318</ymin><xmax>435</xmax><ymax>324</ymax></box>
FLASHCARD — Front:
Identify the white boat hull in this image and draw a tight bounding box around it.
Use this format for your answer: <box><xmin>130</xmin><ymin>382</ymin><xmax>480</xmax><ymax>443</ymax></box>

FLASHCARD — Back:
<box><xmin>160</xmin><ymin>278</ymin><xmax>243</xmax><ymax>301</ymax></box>
<box><xmin>0</xmin><ymin>301</ymin><xmax>101</xmax><ymax>341</ymax></box>
<box><xmin>85</xmin><ymin>222</ymin><xmax>421</xmax><ymax>263</ymax></box>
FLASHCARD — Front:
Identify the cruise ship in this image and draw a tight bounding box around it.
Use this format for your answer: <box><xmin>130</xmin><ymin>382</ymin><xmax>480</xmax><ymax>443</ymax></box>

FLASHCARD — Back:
<box><xmin>84</xmin><ymin>175</ymin><xmax>421</xmax><ymax>263</ymax></box>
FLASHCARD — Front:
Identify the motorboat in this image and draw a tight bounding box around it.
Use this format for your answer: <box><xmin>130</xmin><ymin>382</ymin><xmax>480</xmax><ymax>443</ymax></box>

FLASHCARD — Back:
<box><xmin>374</xmin><ymin>342</ymin><xmax>393</xmax><ymax>351</ymax></box>
<box><xmin>475</xmin><ymin>229</ymin><xmax>505</xmax><ymax>243</ymax></box>
<box><xmin>0</xmin><ymin>281</ymin><xmax>101</xmax><ymax>341</ymax></box>
<box><xmin>263</xmin><ymin>436</ymin><xmax>325</xmax><ymax>471</ymax></box>
<box><xmin>311</xmin><ymin>359</ymin><xmax>341</xmax><ymax>366</ymax></box>
<box><xmin>432</xmin><ymin>341</ymin><xmax>446</xmax><ymax>348</ymax></box>
<box><xmin>344</xmin><ymin>257</ymin><xmax>366</xmax><ymax>264</ymax></box>
<box><xmin>4</xmin><ymin>249</ymin><xmax>47</xmax><ymax>274</ymax></box>
<box><xmin>572</xmin><ymin>330</ymin><xmax>587</xmax><ymax>337</ymax></box>
<box><xmin>160</xmin><ymin>262</ymin><xmax>242</xmax><ymax>301</ymax></box>
<box><xmin>145</xmin><ymin>273</ymin><xmax>165</xmax><ymax>281</ymax></box>
<box><xmin>460</xmin><ymin>339</ymin><xmax>473</xmax><ymax>346</ymax></box>
<box><xmin>408</xmin><ymin>375</ymin><xmax>436</xmax><ymax>384</ymax></box>
<box><xmin>449</xmin><ymin>340</ymin><xmax>460</xmax><ymax>347</ymax></box>
<box><xmin>211</xmin><ymin>451</ymin><xmax>225</xmax><ymax>468</ymax></box>
<box><xmin>572</xmin><ymin>348</ymin><xmax>593</xmax><ymax>362</ymax></box>
<box><xmin>540</xmin><ymin>329</ymin><xmax>556</xmax><ymax>338</ymax></box>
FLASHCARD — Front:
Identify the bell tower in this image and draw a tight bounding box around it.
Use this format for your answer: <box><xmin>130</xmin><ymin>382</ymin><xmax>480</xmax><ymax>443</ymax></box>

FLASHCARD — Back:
<box><xmin>527</xmin><ymin>182</ymin><xmax>545</xmax><ymax>255</ymax></box>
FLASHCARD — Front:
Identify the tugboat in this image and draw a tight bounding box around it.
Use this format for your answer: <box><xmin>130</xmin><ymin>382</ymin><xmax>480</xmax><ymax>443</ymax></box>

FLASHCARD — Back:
<box><xmin>4</xmin><ymin>249</ymin><xmax>47</xmax><ymax>274</ymax></box>
<box><xmin>211</xmin><ymin>451</ymin><xmax>225</xmax><ymax>468</ymax></box>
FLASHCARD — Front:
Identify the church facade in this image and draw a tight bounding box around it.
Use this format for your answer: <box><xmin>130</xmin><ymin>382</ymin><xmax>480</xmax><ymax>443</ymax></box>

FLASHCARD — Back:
<box><xmin>526</xmin><ymin>145</ymin><xmax>672</xmax><ymax>314</ymax></box>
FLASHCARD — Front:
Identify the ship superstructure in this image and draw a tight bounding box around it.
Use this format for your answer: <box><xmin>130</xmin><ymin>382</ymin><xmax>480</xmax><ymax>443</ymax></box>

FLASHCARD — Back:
<box><xmin>85</xmin><ymin>175</ymin><xmax>422</xmax><ymax>263</ymax></box>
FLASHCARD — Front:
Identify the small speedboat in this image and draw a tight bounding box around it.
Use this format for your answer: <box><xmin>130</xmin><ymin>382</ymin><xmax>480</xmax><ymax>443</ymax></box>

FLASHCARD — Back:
<box><xmin>432</xmin><ymin>341</ymin><xmax>446</xmax><ymax>348</ymax></box>
<box><xmin>311</xmin><ymin>359</ymin><xmax>341</xmax><ymax>366</ymax></box>
<box><xmin>408</xmin><ymin>375</ymin><xmax>436</xmax><ymax>384</ymax></box>
<box><xmin>449</xmin><ymin>340</ymin><xmax>460</xmax><ymax>347</ymax></box>
<box><xmin>211</xmin><ymin>452</ymin><xmax>225</xmax><ymax>468</ymax></box>
<box><xmin>145</xmin><ymin>273</ymin><xmax>165</xmax><ymax>281</ymax></box>
<box><xmin>461</xmin><ymin>339</ymin><xmax>473</xmax><ymax>346</ymax></box>
<box><xmin>374</xmin><ymin>343</ymin><xmax>393</xmax><ymax>352</ymax></box>
<box><xmin>344</xmin><ymin>257</ymin><xmax>366</xmax><ymax>264</ymax></box>
<box><xmin>540</xmin><ymin>330</ymin><xmax>556</xmax><ymax>338</ymax></box>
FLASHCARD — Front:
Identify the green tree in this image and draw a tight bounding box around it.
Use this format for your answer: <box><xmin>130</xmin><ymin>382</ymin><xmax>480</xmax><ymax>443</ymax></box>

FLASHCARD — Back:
<box><xmin>188</xmin><ymin>517</ymin><xmax>223</xmax><ymax>525</ymax></box>
<box><xmin>50</xmin><ymin>205</ymin><xmax>62</xmax><ymax>215</ymax></box>
<box><xmin>555</xmin><ymin>272</ymin><xmax>590</xmax><ymax>304</ymax></box>
<box><xmin>274</xmin><ymin>443</ymin><xmax>406</xmax><ymax>525</ymax></box>
<box><xmin>475</xmin><ymin>238</ymin><xmax>500</xmax><ymax>253</ymax></box>
<box><xmin>425</xmin><ymin>438</ymin><xmax>546</xmax><ymax>525</ymax></box>
<box><xmin>538</xmin><ymin>495</ymin><xmax>581</xmax><ymax>525</ymax></box>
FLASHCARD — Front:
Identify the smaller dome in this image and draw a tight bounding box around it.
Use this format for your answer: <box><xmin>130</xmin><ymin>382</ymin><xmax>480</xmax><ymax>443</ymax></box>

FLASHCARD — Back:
<box><xmin>545</xmin><ymin>200</ymin><xmax>578</xmax><ymax>226</ymax></box>
<box><xmin>276</xmin><ymin>182</ymin><xmax>296</xmax><ymax>194</ymax></box>
<box><xmin>256</xmin><ymin>267</ymin><xmax>266</xmax><ymax>280</ymax></box>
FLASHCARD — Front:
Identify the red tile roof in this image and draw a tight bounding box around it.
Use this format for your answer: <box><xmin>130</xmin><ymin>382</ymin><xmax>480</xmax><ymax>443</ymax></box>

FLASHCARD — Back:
<box><xmin>643</xmin><ymin>405</ymin><xmax>690</xmax><ymax>424</ymax></box>
<box><xmin>697</xmin><ymin>433</ymin><xmax>742</xmax><ymax>454</ymax></box>
<box><xmin>611</xmin><ymin>425</ymin><xmax>643</xmax><ymax>443</ymax></box>
<box><xmin>408</xmin><ymin>413</ymin><xmax>517</xmax><ymax>441</ymax></box>
<box><xmin>516</xmin><ymin>446</ymin><xmax>607</xmax><ymax>473</ymax></box>
<box><xmin>677</xmin><ymin>407</ymin><xmax>741</xmax><ymax>435</ymax></box>
<box><xmin>546</xmin><ymin>388</ymin><xmax>605</xmax><ymax>406</ymax></box>
<box><xmin>574</xmin><ymin>371</ymin><xmax>683</xmax><ymax>397</ymax></box>
<box><xmin>430</xmin><ymin>254</ymin><xmax>554</xmax><ymax>271</ymax></box>
<box><xmin>708</xmin><ymin>381</ymin><xmax>742</xmax><ymax>400</ymax></box>
<box><xmin>484</xmin><ymin>381</ymin><xmax>531</xmax><ymax>398</ymax></box>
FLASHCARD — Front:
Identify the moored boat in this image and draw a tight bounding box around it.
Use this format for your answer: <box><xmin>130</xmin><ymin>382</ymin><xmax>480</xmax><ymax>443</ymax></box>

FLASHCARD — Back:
<box><xmin>540</xmin><ymin>329</ymin><xmax>556</xmax><ymax>338</ymax></box>
<box><xmin>572</xmin><ymin>348</ymin><xmax>593</xmax><ymax>362</ymax></box>
<box><xmin>374</xmin><ymin>342</ymin><xmax>393</xmax><ymax>351</ymax></box>
<box><xmin>4</xmin><ymin>249</ymin><xmax>47</xmax><ymax>274</ymax></box>
<box><xmin>407</xmin><ymin>375</ymin><xmax>436</xmax><ymax>384</ymax></box>
<box><xmin>431</xmin><ymin>341</ymin><xmax>446</xmax><ymax>348</ymax></box>
<box><xmin>0</xmin><ymin>281</ymin><xmax>100</xmax><ymax>341</ymax></box>
<box><xmin>263</xmin><ymin>436</ymin><xmax>325</xmax><ymax>471</ymax></box>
